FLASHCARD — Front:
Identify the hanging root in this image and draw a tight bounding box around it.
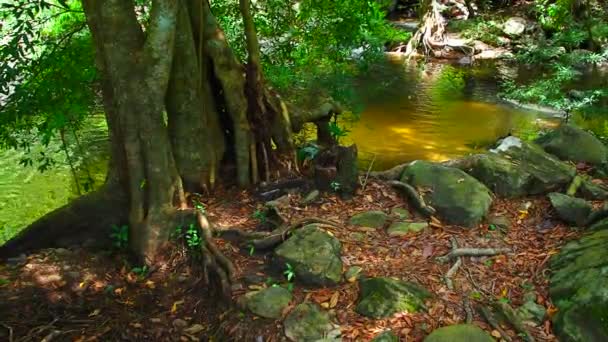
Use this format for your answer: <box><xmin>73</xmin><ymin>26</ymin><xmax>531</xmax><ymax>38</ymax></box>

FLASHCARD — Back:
<box><xmin>196</xmin><ymin>212</ymin><xmax>236</xmax><ymax>300</ymax></box>
<box><xmin>388</xmin><ymin>180</ymin><xmax>436</xmax><ymax>217</ymax></box>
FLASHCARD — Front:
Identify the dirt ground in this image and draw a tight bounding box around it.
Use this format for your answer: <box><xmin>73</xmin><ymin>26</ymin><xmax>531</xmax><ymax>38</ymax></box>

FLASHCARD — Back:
<box><xmin>0</xmin><ymin>179</ymin><xmax>583</xmax><ymax>341</ymax></box>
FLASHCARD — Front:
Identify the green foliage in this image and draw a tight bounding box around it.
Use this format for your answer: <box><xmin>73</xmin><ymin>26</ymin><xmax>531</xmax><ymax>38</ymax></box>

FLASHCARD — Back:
<box><xmin>297</xmin><ymin>143</ymin><xmax>320</xmax><ymax>162</ymax></box>
<box><xmin>110</xmin><ymin>224</ymin><xmax>129</xmax><ymax>250</ymax></box>
<box><xmin>1</xmin><ymin>1</ymin><xmax>97</xmax><ymax>170</ymax></box>
<box><xmin>252</xmin><ymin>208</ymin><xmax>267</xmax><ymax>224</ymax></box>
<box><xmin>449</xmin><ymin>17</ymin><xmax>505</xmax><ymax>46</ymax></box>
<box><xmin>213</xmin><ymin>0</ymin><xmax>408</xmax><ymax>106</ymax></box>
<box><xmin>172</xmin><ymin>223</ymin><xmax>204</xmax><ymax>251</ymax></box>
<box><xmin>131</xmin><ymin>265</ymin><xmax>149</xmax><ymax>279</ymax></box>
<box><xmin>328</xmin><ymin>121</ymin><xmax>350</xmax><ymax>143</ymax></box>
<box><xmin>283</xmin><ymin>262</ymin><xmax>296</xmax><ymax>282</ymax></box>
<box><xmin>330</xmin><ymin>181</ymin><xmax>341</xmax><ymax>192</ymax></box>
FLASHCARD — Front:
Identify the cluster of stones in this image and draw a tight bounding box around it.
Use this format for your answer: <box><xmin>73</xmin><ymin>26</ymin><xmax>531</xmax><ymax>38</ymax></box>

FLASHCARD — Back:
<box><xmin>242</xmin><ymin>124</ymin><xmax>608</xmax><ymax>341</ymax></box>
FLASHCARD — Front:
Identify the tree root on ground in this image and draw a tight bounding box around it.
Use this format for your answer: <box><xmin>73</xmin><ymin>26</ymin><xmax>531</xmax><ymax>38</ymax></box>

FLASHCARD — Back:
<box><xmin>388</xmin><ymin>180</ymin><xmax>436</xmax><ymax>217</ymax></box>
<box><xmin>492</xmin><ymin>301</ymin><xmax>535</xmax><ymax>342</ymax></box>
<box><xmin>436</xmin><ymin>247</ymin><xmax>511</xmax><ymax>264</ymax></box>
<box><xmin>370</xmin><ymin>162</ymin><xmax>409</xmax><ymax>180</ymax></box>
<box><xmin>196</xmin><ymin>212</ymin><xmax>235</xmax><ymax>300</ymax></box>
<box><xmin>444</xmin><ymin>237</ymin><xmax>462</xmax><ymax>290</ymax></box>
<box><xmin>479</xmin><ymin>304</ymin><xmax>513</xmax><ymax>342</ymax></box>
<box><xmin>216</xmin><ymin>217</ymin><xmax>342</xmax><ymax>250</ymax></box>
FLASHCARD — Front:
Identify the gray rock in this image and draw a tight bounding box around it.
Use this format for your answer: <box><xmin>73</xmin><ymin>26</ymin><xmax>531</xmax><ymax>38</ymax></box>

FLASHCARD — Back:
<box><xmin>401</xmin><ymin>161</ymin><xmax>492</xmax><ymax>227</ymax></box>
<box><xmin>550</xmin><ymin>229</ymin><xmax>608</xmax><ymax>341</ymax></box>
<box><xmin>245</xmin><ymin>286</ymin><xmax>292</xmax><ymax>319</ymax></box>
<box><xmin>284</xmin><ymin>303</ymin><xmax>341</xmax><ymax>341</ymax></box>
<box><xmin>387</xmin><ymin>222</ymin><xmax>428</xmax><ymax>236</ymax></box>
<box><xmin>424</xmin><ymin>324</ymin><xmax>493</xmax><ymax>342</ymax></box>
<box><xmin>390</xmin><ymin>207</ymin><xmax>410</xmax><ymax>220</ymax></box>
<box><xmin>274</xmin><ymin>225</ymin><xmax>343</xmax><ymax>286</ymax></box>
<box><xmin>349</xmin><ymin>211</ymin><xmax>388</xmax><ymax>228</ymax></box>
<box><xmin>535</xmin><ymin>124</ymin><xmax>608</xmax><ymax>165</ymax></box>
<box><xmin>503</xmin><ymin>17</ymin><xmax>527</xmax><ymax>37</ymax></box>
<box><xmin>301</xmin><ymin>190</ymin><xmax>320</xmax><ymax>205</ymax></box>
<box><xmin>516</xmin><ymin>300</ymin><xmax>546</xmax><ymax>325</ymax></box>
<box><xmin>356</xmin><ymin>277</ymin><xmax>430</xmax><ymax>318</ymax></box>
<box><xmin>371</xmin><ymin>330</ymin><xmax>399</xmax><ymax>342</ymax></box>
<box><xmin>548</xmin><ymin>192</ymin><xmax>592</xmax><ymax>226</ymax></box>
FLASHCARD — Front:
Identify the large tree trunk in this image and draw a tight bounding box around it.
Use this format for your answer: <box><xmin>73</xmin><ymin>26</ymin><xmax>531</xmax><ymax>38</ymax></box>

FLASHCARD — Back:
<box><xmin>0</xmin><ymin>1</ymin><xmax>340</xmax><ymax>297</ymax></box>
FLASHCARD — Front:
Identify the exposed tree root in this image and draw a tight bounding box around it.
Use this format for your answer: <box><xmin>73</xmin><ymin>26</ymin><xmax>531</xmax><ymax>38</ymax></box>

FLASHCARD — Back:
<box><xmin>445</xmin><ymin>237</ymin><xmax>462</xmax><ymax>290</ymax></box>
<box><xmin>492</xmin><ymin>301</ymin><xmax>535</xmax><ymax>342</ymax></box>
<box><xmin>437</xmin><ymin>247</ymin><xmax>511</xmax><ymax>264</ymax></box>
<box><xmin>0</xmin><ymin>185</ymin><xmax>128</xmax><ymax>259</ymax></box>
<box><xmin>388</xmin><ymin>180</ymin><xmax>436</xmax><ymax>217</ymax></box>
<box><xmin>404</xmin><ymin>0</ymin><xmax>474</xmax><ymax>58</ymax></box>
<box><xmin>479</xmin><ymin>304</ymin><xmax>513</xmax><ymax>342</ymax></box>
<box><xmin>216</xmin><ymin>217</ymin><xmax>342</xmax><ymax>251</ymax></box>
<box><xmin>370</xmin><ymin>162</ymin><xmax>409</xmax><ymax>180</ymax></box>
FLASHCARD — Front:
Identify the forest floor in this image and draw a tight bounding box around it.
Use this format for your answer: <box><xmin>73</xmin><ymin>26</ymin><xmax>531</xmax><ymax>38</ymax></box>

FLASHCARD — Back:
<box><xmin>0</xmin><ymin>179</ymin><xmax>584</xmax><ymax>341</ymax></box>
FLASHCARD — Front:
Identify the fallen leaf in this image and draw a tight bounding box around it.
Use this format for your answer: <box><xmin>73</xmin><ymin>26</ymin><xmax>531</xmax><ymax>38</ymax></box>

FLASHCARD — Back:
<box><xmin>171</xmin><ymin>299</ymin><xmax>185</xmax><ymax>314</ymax></box>
<box><xmin>491</xmin><ymin>330</ymin><xmax>502</xmax><ymax>338</ymax></box>
<box><xmin>88</xmin><ymin>309</ymin><xmax>101</xmax><ymax>317</ymax></box>
<box><xmin>329</xmin><ymin>291</ymin><xmax>339</xmax><ymax>308</ymax></box>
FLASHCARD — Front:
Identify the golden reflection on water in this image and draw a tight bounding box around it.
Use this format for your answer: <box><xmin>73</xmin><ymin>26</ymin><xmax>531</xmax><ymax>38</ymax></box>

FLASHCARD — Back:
<box><xmin>339</xmin><ymin>58</ymin><xmax>559</xmax><ymax>170</ymax></box>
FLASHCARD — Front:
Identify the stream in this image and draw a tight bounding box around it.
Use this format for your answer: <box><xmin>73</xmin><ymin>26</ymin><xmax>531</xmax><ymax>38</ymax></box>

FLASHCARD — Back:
<box><xmin>0</xmin><ymin>56</ymin><xmax>599</xmax><ymax>243</ymax></box>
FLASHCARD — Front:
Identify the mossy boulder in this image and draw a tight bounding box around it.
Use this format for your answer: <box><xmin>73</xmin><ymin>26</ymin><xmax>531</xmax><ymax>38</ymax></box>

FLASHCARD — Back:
<box><xmin>535</xmin><ymin>124</ymin><xmax>608</xmax><ymax>165</ymax></box>
<box><xmin>578</xmin><ymin>179</ymin><xmax>608</xmax><ymax>200</ymax></box>
<box><xmin>458</xmin><ymin>137</ymin><xmax>576</xmax><ymax>197</ymax></box>
<box><xmin>284</xmin><ymin>303</ymin><xmax>341</xmax><ymax>341</ymax></box>
<box><xmin>371</xmin><ymin>330</ymin><xmax>399</xmax><ymax>342</ymax></box>
<box><xmin>274</xmin><ymin>225</ymin><xmax>343</xmax><ymax>286</ymax></box>
<box><xmin>349</xmin><ymin>211</ymin><xmax>388</xmax><ymax>228</ymax></box>
<box><xmin>549</xmin><ymin>229</ymin><xmax>608</xmax><ymax>341</ymax></box>
<box><xmin>356</xmin><ymin>277</ymin><xmax>430</xmax><ymax>318</ymax></box>
<box><xmin>391</xmin><ymin>207</ymin><xmax>410</xmax><ymax>220</ymax></box>
<box><xmin>245</xmin><ymin>286</ymin><xmax>292</xmax><ymax>319</ymax></box>
<box><xmin>387</xmin><ymin>222</ymin><xmax>428</xmax><ymax>236</ymax></box>
<box><xmin>400</xmin><ymin>161</ymin><xmax>492</xmax><ymax>227</ymax></box>
<box><xmin>548</xmin><ymin>192</ymin><xmax>592</xmax><ymax>226</ymax></box>
<box><xmin>424</xmin><ymin>324</ymin><xmax>493</xmax><ymax>342</ymax></box>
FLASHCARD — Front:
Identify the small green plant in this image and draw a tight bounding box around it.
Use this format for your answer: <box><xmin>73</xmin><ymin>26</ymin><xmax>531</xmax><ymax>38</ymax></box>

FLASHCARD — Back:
<box><xmin>484</xmin><ymin>259</ymin><xmax>494</xmax><ymax>267</ymax></box>
<box><xmin>131</xmin><ymin>265</ymin><xmax>149</xmax><ymax>279</ymax></box>
<box><xmin>328</xmin><ymin>121</ymin><xmax>350</xmax><ymax>143</ymax></box>
<box><xmin>330</xmin><ymin>181</ymin><xmax>341</xmax><ymax>192</ymax></box>
<box><xmin>193</xmin><ymin>199</ymin><xmax>206</xmax><ymax>214</ymax></box>
<box><xmin>0</xmin><ymin>278</ymin><xmax>10</xmax><ymax>286</ymax></box>
<box><xmin>185</xmin><ymin>223</ymin><xmax>203</xmax><ymax>249</ymax></box>
<box><xmin>498</xmin><ymin>296</ymin><xmax>511</xmax><ymax>304</ymax></box>
<box><xmin>110</xmin><ymin>224</ymin><xmax>129</xmax><ymax>249</ymax></box>
<box><xmin>252</xmin><ymin>209</ymin><xmax>267</xmax><ymax>224</ymax></box>
<box><xmin>469</xmin><ymin>291</ymin><xmax>483</xmax><ymax>300</ymax></box>
<box><xmin>488</xmin><ymin>224</ymin><xmax>497</xmax><ymax>231</ymax></box>
<box><xmin>284</xmin><ymin>263</ymin><xmax>296</xmax><ymax>282</ymax></box>
<box><xmin>248</xmin><ymin>244</ymin><xmax>255</xmax><ymax>256</ymax></box>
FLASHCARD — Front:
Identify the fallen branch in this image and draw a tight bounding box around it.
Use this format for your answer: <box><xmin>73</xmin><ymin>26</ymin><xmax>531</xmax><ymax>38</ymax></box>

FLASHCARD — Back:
<box><xmin>463</xmin><ymin>297</ymin><xmax>473</xmax><ymax>324</ymax></box>
<box><xmin>361</xmin><ymin>154</ymin><xmax>377</xmax><ymax>192</ymax></box>
<box><xmin>445</xmin><ymin>237</ymin><xmax>462</xmax><ymax>290</ymax></box>
<box><xmin>478</xmin><ymin>305</ymin><xmax>513</xmax><ymax>342</ymax></box>
<box><xmin>437</xmin><ymin>247</ymin><xmax>511</xmax><ymax>264</ymax></box>
<box><xmin>388</xmin><ymin>180</ymin><xmax>436</xmax><ymax>217</ymax></box>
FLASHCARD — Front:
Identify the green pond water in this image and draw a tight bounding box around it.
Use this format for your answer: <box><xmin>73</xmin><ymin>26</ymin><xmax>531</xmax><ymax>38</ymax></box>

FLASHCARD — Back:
<box><xmin>0</xmin><ymin>57</ymin><xmax>604</xmax><ymax>244</ymax></box>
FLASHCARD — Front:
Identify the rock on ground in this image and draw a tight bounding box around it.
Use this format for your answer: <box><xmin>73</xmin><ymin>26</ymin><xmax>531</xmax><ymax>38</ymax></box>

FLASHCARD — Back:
<box><xmin>535</xmin><ymin>124</ymin><xmax>608</xmax><ymax>165</ymax></box>
<box><xmin>424</xmin><ymin>324</ymin><xmax>494</xmax><ymax>342</ymax></box>
<box><xmin>548</xmin><ymin>192</ymin><xmax>592</xmax><ymax>227</ymax></box>
<box><xmin>284</xmin><ymin>303</ymin><xmax>341</xmax><ymax>341</ymax></box>
<box><xmin>387</xmin><ymin>222</ymin><xmax>428</xmax><ymax>236</ymax></box>
<box><xmin>274</xmin><ymin>224</ymin><xmax>343</xmax><ymax>286</ymax></box>
<box><xmin>503</xmin><ymin>17</ymin><xmax>527</xmax><ymax>37</ymax></box>
<box><xmin>245</xmin><ymin>286</ymin><xmax>292</xmax><ymax>319</ymax></box>
<box><xmin>400</xmin><ymin>161</ymin><xmax>492</xmax><ymax>227</ymax></box>
<box><xmin>550</xmin><ymin>228</ymin><xmax>608</xmax><ymax>342</ymax></box>
<box><xmin>356</xmin><ymin>277</ymin><xmax>430</xmax><ymax>318</ymax></box>
<box><xmin>371</xmin><ymin>330</ymin><xmax>399</xmax><ymax>342</ymax></box>
<box><xmin>349</xmin><ymin>211</ymin><xmax>388</xmax><ymax>228</ymax></box>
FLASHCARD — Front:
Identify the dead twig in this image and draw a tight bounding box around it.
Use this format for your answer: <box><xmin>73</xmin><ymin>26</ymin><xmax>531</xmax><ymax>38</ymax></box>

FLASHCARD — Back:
<box><xmin>437</xmin><ymin>247</ymin><xmax>511</xmax><ymax>264</ymax></box>
<box><xmin>361</xmin><ymin>154</ymin><xmax>377</xmax><ymax>192</ymax></box>
<box><xmin>445</xmin><ymin>237</ymin><xmax>463</xmax><ymax>290</ymax></box>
